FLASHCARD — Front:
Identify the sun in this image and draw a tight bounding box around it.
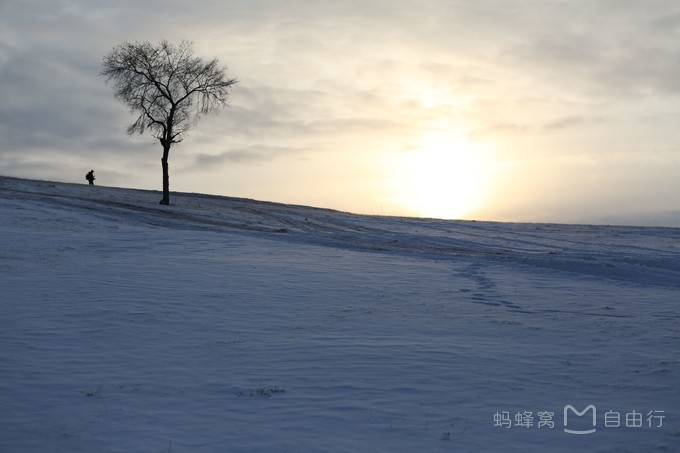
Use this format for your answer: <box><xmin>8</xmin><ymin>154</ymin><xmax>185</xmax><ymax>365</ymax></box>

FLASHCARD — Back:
<box><xmin>387</xmin><ymin>130</ymin><xmax>493</xmax><ymax>220</ymax></box>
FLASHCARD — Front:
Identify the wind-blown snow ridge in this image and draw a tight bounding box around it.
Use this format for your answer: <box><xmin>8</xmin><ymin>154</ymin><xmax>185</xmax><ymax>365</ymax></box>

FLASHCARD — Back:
<box><xmin>2</xmin><ymin>176</ymin><xmax>679</xmax><ymax>288</ymax></box>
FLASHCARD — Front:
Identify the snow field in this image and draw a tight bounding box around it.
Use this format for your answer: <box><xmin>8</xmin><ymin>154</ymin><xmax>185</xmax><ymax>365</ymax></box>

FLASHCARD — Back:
<box><xmin>1</xmin><ymin>176</ymin><xmax>679</xmax><ymax>452</ymax></box>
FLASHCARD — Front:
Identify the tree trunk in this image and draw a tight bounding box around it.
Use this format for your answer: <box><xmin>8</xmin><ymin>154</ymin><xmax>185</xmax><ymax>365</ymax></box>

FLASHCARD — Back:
<box><xmin>159</xmin><ymin>144</ymin><xmax>170</xmax><ymax>205</ymax></box>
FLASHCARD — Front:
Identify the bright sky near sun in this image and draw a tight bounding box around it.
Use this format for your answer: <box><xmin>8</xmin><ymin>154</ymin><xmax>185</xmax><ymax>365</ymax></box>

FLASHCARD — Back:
<box><xmin>1</xmin><ymin>0</ymin><xmax>679</xmax><ymax>225</ymax></box>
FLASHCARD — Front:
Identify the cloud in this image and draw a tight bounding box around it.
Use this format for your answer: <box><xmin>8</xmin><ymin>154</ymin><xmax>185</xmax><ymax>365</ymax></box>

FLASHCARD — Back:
<box><xmin>496</xmin><ymin>1</ymin><xmax>680</xmax><ymax>99</ymax></box>
<box><xmin>541</xmin><ymin>116</ymin><xmax>591</xmax><ymax>131</ymax></box>
<box><xmin>192</xmin><ymin>145</ymin><xmax>301</xmax><ymax>168</ymax></box>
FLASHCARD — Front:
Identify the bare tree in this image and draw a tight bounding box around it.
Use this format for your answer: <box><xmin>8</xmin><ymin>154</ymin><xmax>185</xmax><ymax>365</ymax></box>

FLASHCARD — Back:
<box><xmin>101</xmin><ymin>40</ymin><xmax>237</xmax><ymax>205</ymax></box>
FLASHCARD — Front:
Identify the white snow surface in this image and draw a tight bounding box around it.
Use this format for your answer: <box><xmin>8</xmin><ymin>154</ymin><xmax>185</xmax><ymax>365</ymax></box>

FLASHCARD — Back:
<box><xmin>1</xmin><ymin>175</ymin><xmax>679</xmax><ymax>452</ymax></box>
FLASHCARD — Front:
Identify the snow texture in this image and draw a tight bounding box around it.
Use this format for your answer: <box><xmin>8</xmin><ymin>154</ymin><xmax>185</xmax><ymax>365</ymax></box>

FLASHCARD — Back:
<box><xmin>1</xmin><ymin>175</ymin><xmax>679</xmax><ymax>452</ymax></box>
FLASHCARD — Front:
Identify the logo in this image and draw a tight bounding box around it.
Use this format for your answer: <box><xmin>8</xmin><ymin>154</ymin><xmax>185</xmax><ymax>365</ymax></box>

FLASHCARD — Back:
<box><xmin>494</xmin><ymin>405</ymin><xmax>665</xmax><ymax>433</ymax></box>
<box><xmin>563</xmin><ymin>405</ymin><xmax>597</xmax><ymax>435</ymax></box>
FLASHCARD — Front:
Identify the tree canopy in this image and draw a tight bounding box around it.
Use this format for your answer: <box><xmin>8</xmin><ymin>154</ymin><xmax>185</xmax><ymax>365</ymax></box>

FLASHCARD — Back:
<box><xmin>102</xmin><ymin>40</ymin><xmax>237</xmax><ymax>204</ymax></box>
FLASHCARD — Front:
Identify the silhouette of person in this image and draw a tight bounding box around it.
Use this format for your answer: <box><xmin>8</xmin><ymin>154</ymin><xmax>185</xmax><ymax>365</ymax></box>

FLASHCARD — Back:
<box><xmin>86</xmin><ymin>170</ymin><xmax>95</xmax><ymax>186</ymax></box>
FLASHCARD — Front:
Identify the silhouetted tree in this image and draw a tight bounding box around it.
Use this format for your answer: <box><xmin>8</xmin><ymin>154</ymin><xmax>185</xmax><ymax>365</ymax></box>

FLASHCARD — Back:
<box><xmin>102</xmin><ymin>40</ymin><xmax>237</xmax><ymax>205</ymax></box>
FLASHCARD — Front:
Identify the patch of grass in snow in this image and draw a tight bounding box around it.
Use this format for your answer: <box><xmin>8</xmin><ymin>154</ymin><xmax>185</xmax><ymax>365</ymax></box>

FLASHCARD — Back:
<box><xmin>81</xmin><ymin>385</ymin><xmax>103</xmax><ymax>398</ymax></box>
<box><xmin>234</xmin><ymin>385</ymin><xmax>286</xmax><ymax>398</ymax></box>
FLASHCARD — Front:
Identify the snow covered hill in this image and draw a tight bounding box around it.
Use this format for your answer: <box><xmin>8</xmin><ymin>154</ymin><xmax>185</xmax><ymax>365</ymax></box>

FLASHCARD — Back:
<box><xmin>1</xmin><ymin>175</ymin><xmax>679</xmax><ymax>452</ymax></box>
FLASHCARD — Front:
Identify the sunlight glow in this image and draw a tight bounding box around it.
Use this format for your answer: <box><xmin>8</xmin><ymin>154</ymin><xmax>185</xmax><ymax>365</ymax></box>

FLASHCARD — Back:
<box><xmin>387</xmin><ymin>130</ymin><xmax>494</xmax><ymax>220</ymax></box>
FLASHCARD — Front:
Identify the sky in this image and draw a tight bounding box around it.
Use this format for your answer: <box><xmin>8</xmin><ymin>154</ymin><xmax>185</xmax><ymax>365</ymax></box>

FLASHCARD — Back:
<box><xmin>1</xmin><ymin>0</ymin><xmax>679</xmax><ymax>226</ymax></box>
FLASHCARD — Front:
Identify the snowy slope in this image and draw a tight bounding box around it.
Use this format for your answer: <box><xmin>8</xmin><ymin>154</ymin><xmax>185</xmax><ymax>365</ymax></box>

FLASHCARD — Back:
<box><xmin>1</xmin><ymin>175</ymin><xmax>679</xmax><ymax>452</ymax></box>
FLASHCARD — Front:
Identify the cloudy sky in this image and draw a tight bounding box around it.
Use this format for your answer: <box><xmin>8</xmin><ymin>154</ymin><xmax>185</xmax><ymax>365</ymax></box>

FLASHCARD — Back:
<box><xmin>2</xmin><ymin>0</ymin><xmax>679</xmax><ymax>225</ymax></box>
